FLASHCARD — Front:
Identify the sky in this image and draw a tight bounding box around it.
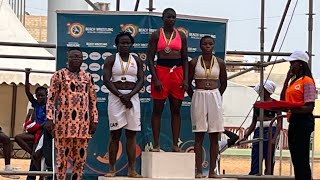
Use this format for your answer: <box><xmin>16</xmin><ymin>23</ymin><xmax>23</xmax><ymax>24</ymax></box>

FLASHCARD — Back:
<box><xmin>25</xmin><ymin>0</ymin><xmax>320</xmax><ymax>78</ymax></box>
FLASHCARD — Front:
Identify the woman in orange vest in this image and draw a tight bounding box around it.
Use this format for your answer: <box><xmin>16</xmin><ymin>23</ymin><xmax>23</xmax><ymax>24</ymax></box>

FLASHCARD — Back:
<box><xmin>277</xmin><ymin>51</ymin><xmax>316</xmax><ymax>180</ymax></box>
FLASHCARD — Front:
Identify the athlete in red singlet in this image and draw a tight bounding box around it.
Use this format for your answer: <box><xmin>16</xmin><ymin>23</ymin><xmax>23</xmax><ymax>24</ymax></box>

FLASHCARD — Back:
<box><xmin>147</xmin><ymin>8</ymin><xmax>188</xmax><ymax>152</ymax></box>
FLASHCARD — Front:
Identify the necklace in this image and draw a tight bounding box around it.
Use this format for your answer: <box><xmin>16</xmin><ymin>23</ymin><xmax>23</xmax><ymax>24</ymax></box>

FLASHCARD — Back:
<box><xmin>161</xmin><ymin>28</ymin><xmax>174</xmax><ymax>54</ymax></box>
<box><xmin>119</xmin><ymin>54</ymin><xmax>131</xmax><ymax>82</ymax></box>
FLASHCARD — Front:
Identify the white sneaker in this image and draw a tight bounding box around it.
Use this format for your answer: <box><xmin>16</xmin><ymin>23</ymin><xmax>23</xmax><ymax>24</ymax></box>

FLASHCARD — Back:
<box><xmin>2</xmin><ymin>168</ymin><xmax>20</xmax><ymax>179</ymax></box>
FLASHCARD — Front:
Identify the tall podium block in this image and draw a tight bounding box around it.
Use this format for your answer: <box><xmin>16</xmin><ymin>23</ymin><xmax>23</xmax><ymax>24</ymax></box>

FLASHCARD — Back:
<box><xmin>141</xmin><ymin>152</ymin><xmax>195</xmax><ymax>179</ymax></box>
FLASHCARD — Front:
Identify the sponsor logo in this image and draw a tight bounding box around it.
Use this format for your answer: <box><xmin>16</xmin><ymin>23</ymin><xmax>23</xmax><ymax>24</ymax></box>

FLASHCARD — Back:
<box><xmin>120</xmin><ymin>24</ymin><xmax>138</xmax><ymax>37</ymax></box>
<box><xmin>85</xmin><ymin>27</ymin><xmax>113</xmax><ymax>34</ymax></box>
<box><xmin>89</xmin><ymin>63</ymin><xmax>101</xmax><ymax>71</ymax></box>
<box><xmin>192</xmin><ymin>80</ymin><xmax>196</xmax><ymax>87</ymax></box>
<box><xmin>82</xmin><ymin>52</ymin><xmax>88</xmax><ymax>60</ymax></box>
<box><xmin>295</xmin><ymin>84</ymin><xmax>300</xmax><ymax>90</ymax></box>
<box><xmin>188</xmin><ymin>32</ymin><xmax>216</xmax><ymax>40</ymax></box>
<box><xmin>102</xmin><ymin>52</ymin><xmax>112</xmax><ymax>60</ymax></box>
<box><xmin>146</xmin><ymin>85</ymin><xmax>151</xmax><ymax>93</ymax></box>
<box><xmin>101</xmin><ymin>75</ymin><xmax>104</xmax><ymax>81</ymax></box>
<box><xmin>139</xmin><ymin>86</ymin><xmax>145</xmax><ymax>93</ymax></box>
<box><xmin>147</xmin><ymin>74</ymin><xmax>152</xmax><ymax>83</ymax></box>
<box><xmin>80</xmin><ymin>63</ymin><xmax>88</xmax><ymax>71</ymax></box>
<box><xmin>130</xmin><ymin>52</ymin><xmax>138</xmax><ymax>57</ymax></box>
<box><xmin>101</xmin><ymin>85</ymin><xmax>109</xmax><ymax>93</ymax></box>
<box><xmin>176</xmin><ymin>27</ymin><xmax>188</xmax><ymax>37</ymax></box>
<box><xmin>139</xmin><ymin>53</ymin><xmax>147</xmax><ymax>61</ymax></box>
<box><xmin>101</xmin><ymin>64</ymin><xmax>104</xmax><ymax>70</ymax></box>
<box><xmin>97</xmin><ymin>97</ymin><xmax>106</xmax><ymax>103</ymax></box>
<box><xmin>86</xmin><ymin>42</ymin><xmax>108</xmax><ymax>47</ymax></box>
<box><xmin>91</xmin><ymin>74</ymin><xmax>100</xmax><ymax>82</ymax></box>
<box><xmin>143</xmin><ymin>64</ymin><xmax>147</xmax><ymax>72</ymax></box>
<box><xmin>67</xmin><ymin>23</ymin><xmax>85</xmax><ymax>38</ymax></box>
<box><xmin>94</xmin><ymin>85</ymin><xmax>100</xmax><ymax>92</ymax></box>
<box><xmin>110</xmin><ymin>122</ymin><xmax>118</xmax><ymax>128</ymax></box>
<box><xmin>89</xmin><ymin>52</ymin><xmax>101</xmax><ymax>61</ymax></box>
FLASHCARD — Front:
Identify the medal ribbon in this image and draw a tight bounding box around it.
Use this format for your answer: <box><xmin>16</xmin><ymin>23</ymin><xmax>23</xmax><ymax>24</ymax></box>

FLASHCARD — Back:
<box><xmin>119</xmin><ymin>55</ymin><xmax>131</xmax><ymax>75</ymax></box>
<box><xmin>161</xmin><ymin>28</ymin><xmax>174</xmax><ymax>48</ymax></box>
<box><xmin>201</xmin><ymin>55</ymin><xmax>214</xmax><ymax>79</ymax></box>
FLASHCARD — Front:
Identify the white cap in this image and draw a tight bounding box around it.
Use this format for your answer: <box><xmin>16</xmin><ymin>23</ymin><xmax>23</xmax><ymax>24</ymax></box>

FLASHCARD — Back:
<box><xmin>284</xmin><ymin>51</ymin><xmax>309</xmax><ymax>63</ymax></box>
<box><xmin>253</xmin><ymin>80</ymin><xmax>276</xmax><ymax>95</ymax></box>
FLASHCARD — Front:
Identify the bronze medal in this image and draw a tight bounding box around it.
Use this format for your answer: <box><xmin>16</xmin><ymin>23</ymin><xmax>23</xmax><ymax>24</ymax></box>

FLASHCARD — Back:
<box><xmin>164</xmin><ymin>46</ymin><xmax>171</xmax><ymax>54</ymax></box>
<box><xmin>161</xmin><ymin>28</ymin><xmax>174</xmax><ymax>54</ymax></box>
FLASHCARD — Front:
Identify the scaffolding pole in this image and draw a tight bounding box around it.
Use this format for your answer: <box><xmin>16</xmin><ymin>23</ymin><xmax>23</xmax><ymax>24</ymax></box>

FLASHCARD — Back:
<box><xmin>84</xmin><ymin>0</ymin><xmax>99</xmax><ymax>11</ymax></box>
<box><xmin>116</xmin><ymin>0</ymin><xmax>120</xmax><ymax>11</ymax></box>
<box><xmin>307</xmin><ymin>0</ymin><xmax>314</xmax><ymax>68</ymax></box>
<box><xmin>258</xmin><ymin>0</ymin><xmax>265</xmax><ymax>175</ymax></box>
<box><xmin>147</xmin><ymin>0</ymin><xmax>155</xmax><ymax>12</ymax></box>
<box><xmin>267</xmin><ymin>0</ymin><xmax>292</xmax><ymax>62</ymax></box>
<box><xmin>134</xmin><ymin>0</ymin><xmax>140</xmax><ymax>11</ymax></box>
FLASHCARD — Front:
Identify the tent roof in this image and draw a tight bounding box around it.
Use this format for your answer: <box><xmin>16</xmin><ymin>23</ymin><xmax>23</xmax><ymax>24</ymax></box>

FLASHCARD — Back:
<box><xmin>0</xmin><ymin>0</ymin><xmax>54</xmax><ymax>85</ymax></box>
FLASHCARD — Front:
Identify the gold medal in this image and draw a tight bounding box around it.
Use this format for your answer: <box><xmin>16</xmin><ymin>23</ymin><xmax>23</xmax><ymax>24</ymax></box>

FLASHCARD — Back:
<box><xmin>119</xmin><ymin>54</ymin><xmax>131</xmax><ymax>82</ymax></box>
<box><xmin>161</xmin><ymin>28</ymin><xmax>174</xmax><ymax>54</ymax></box>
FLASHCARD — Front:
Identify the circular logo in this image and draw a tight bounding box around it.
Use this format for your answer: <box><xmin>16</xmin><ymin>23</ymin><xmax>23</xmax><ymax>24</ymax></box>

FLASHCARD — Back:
<box><xmin>67</xmin><ymin>23</ymin><xmax>85</xmax><ymax>38</ymax></box>
<box><xmin>130</xmin><ymin>52</ymin><xmax>138</xmax><ymax>57</ymax></box>
<box><xmin>94</xmin><ymin>85</ymin><xmax>100</xmax><ymax>92</ymax></box>
<box><xmin>89</xmin><ymin>63</ymin><xmax>101</xmax><ymax>71</ymax></box>
<box><xmin>82</xmin><ymin>52</ymin><xmax>88</xmax><ymax>60</ymax></box>
<box><xmin>91</xmin><ymin>74</ymin><xmax>100</xmax><ymax>82</ymax></box>
<box><xmin>139</xmin><ymin>86</ymin><xmax>145</xmax><ymax>93</ymax></box>
<box><xmin>89</xmin><ymin>52</ymin><xmax>101</xmax><ymax>61</ymax></box>
<box><xmin>101</xmin><ymin>64</ymin><xmax>104</xmax><ymax>70</ymax></box>
<box><xmin>146</xmin><ymin>85</ymin><xmax>151</xmax><ymax>94</ymax></box>
<box><xmin>120</xmin><ymin>24</ymin><xmax>138</xmax><ymax>37</ymax></box>
<box><xmin>101</xmin><ymin>75</ymin><xmax>104</xmax><ymax>81</ymax></box>
<box><xmin>139</xmin><ymin>53</ymin><xmax>147</xmax><ymax>61</ymax></box>
<box><xmin>102</xmin><ymin>52</ymin><xmax>112</xmax><ymax>60</ymax></box>
<box><xmin>80</xmin><ymin>63</ymin><xmax>88</xmax><ymax>71</ymax></box>
<box><xmin>192</xmin><ymin>80</ymin><xmax>196</xmax><ymax>87</ymax></box>
<box><xmin>101</xmin><ymin>85</ymin><xmax>109</xmax><ymax>93</ymax></box>
<box><xmin>176</xmin><ymin>27</ymin><xmax>188</xmax><ymax>38</ymax></box>
<box><xmin>146</xmin><ymin>74</ymin><xmax>152</xmax><ymax>83</ymax></box>
<box><xmin>143</xmin><ymin>64</ymin><xmax>146</xmax><ymax>72</ymax></box>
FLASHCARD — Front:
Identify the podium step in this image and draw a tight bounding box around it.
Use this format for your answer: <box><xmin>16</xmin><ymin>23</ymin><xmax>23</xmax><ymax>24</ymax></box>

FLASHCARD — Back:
<box><xmin>141</xmin><ymin>152</ymin><xmax>195</xmax><ymax>179</ymax></box>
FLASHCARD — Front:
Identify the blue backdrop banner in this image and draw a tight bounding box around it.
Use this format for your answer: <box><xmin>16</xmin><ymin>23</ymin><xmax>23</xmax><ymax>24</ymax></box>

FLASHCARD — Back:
<box><xmin>56</xmin><ymin>11</ymin><xmax>227</xmax><ymax>179</ymax></box>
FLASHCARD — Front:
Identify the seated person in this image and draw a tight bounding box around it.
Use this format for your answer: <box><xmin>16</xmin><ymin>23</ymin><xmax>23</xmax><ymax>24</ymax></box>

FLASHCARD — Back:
<box><xmin>0</xmin><ymin>127</ymin><xmax>19</xmax><ymax>179</ymax></box>
<box><xmin>15</xmin><ymin>69</ymin><xmax>48</xmax><ymax>180</ymax></box>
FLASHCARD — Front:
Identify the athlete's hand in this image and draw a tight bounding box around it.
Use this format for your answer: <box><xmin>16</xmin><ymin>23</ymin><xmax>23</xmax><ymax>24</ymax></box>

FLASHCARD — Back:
<box><xmin>25</xmin><ymin>68</ymin><xmax>31</xmax><ymax>75</ymax></box>
<box><xmin>154</xmin><ymin>79</ymin><xmax>162</xmax><ymax>92</ymax></box>
<box><xmin>120</xmin><ymin>94</ymin><xmax>132</xmax><ymax>103</ymax></box>
<box><xmin>45</xmin><ymin>120</ymin><xmax>54</xmax><ymax>137</ymax></box>
<box><xmin>124</xmin><ymin>101</ymin><xmax>133</xmax><ymax>109</ymax></box>
<box><xmin>89</xmin><ymin>122</ymin><xmax>98</xmax><ymax>134</ymax></box>
<box><xmin>181</xmin><ymin>80</ymin><xmax>189</xmax><ymax>91</ymax></box>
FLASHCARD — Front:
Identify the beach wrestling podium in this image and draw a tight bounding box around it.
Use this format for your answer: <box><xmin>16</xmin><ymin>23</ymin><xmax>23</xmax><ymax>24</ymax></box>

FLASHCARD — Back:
<box><xmin>98</xmin><ymin>152</ymin><xmax>195</xmax><ymax>179</ymax></box>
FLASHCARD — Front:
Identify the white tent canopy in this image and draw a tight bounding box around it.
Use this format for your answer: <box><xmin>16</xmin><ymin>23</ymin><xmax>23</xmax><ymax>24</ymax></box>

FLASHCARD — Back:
<box><xmin>0</xmin><ymin>0</ymin><xmax>54</xmax><ymax>85</ymax></box>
